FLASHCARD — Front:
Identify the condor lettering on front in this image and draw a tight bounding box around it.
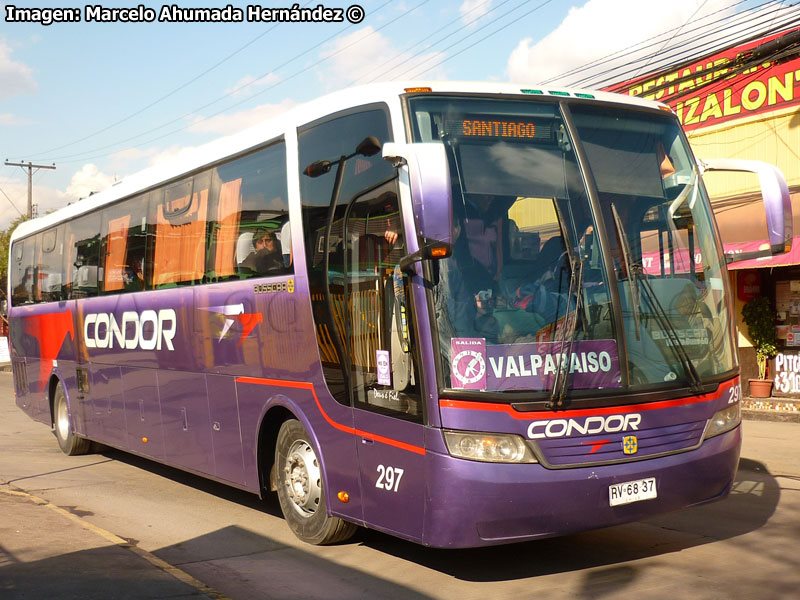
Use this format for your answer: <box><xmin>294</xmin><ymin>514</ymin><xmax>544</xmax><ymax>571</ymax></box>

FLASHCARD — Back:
<box><xmin>84</xmin><ymin>309</ymin><xmax>177</xmax><ymax>351</ymax></box>
<box><xmin>527</xmin><ymin>413</ymin><xmax>642</xmax><ymax>439</ymax></box>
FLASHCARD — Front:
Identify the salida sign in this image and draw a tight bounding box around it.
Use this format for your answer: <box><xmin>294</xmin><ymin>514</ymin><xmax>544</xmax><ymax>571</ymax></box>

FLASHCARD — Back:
<box><xmin>605</xmin><ymin>28</ymin><xmax>800</xmax><ymax>131</ymax></box>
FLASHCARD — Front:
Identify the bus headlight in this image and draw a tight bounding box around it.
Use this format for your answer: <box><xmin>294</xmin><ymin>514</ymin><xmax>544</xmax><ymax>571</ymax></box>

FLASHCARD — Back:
<box><xmin>703</xmin><ymin>403</ymin><xmax>741</xmax><ymax>440</ymax></box>
<box><xmin>443</xmin><ymin>430</ymin><xmax>538</xmax><ymax>463</ymax></box>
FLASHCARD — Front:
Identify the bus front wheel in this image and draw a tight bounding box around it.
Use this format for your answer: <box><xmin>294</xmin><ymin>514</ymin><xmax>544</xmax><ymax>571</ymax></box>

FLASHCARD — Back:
<box><xmin>274</xmin><ymin>419</ymin><xmax>357</xmax><ymax>545</ymax></box>
<box><xmin>53</xmin><ymin>383</ymin><xmax>92</xmax><ymax>456</ymax></box>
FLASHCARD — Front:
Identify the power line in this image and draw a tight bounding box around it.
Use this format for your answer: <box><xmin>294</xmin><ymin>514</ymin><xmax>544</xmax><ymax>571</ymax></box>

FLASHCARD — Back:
<box><xmin>540</xmin><ymin>0</ymin><xmax>776</xmax><ymax>85</ymax></box>
<box><xmin>575</xmin><ymin>6</ymin><xmax>800</xmax><ymax>89</ymax></box>
<box><xmin>604</xmin><ymin>21</ymin><xmax>800</xmax><ymax>99</ymax></box>
<box><xmin>25</xmin><ymin>0</ymin><xmax>321</xmax><ymax>158</ymax></box>
<box><xmin>3</xmin><ymin>161</ymin><xmax>56</xmax><ymax>218</ymax></box>
<box><xmin>630</xmin><ymin>0</ymin><xmax>711</xmax><ymax>82</ymax></box>
<box><xmin>407</xmin><ymin>0</ymin><xmax>557</xmax><ymax>80</ymax></box>
<box><xmin>354</xmin><ymin>0</ymin><xmax>523</xmax><ymax>84</ymax></box>
<box><xmin>571</xmin><ymin>2</ymin><xmax>799</xmax><ymax>88</ymax></box>
<box><xmin>0</xmin><ymin>184</ymin><xmax>24</xmax><ymax>217</ymax></box>
<box><xmin>37</xmin><ymin>0</ymin><xmax>403</xmax><ymax>164</ymax></box>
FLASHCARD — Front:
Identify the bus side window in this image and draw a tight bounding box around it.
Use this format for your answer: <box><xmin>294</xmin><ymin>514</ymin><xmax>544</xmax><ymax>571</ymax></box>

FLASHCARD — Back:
<box><xmin>10</xmin><ymin>237</ymin><xmax>36</xmax><ymax>306</ymax></box>
<box><xmin>206</xmin><ymin>140</ymin><xmax>291</xmax><ymax>281</ymax></box>
<box><xmin>38</xmin><ymin>226</ymin><xmax>66</xmax><ymax>302</ymax></box>
<box><xmin>150</xmin><ymin>173</ymin><xmax>210</xmax><ymax>287</ymax></box>
<box><xmin>64</xmin><ymin>213</ymin><xmax>101</xmax><ymax>300</ymax></box>
<box><xmin>100</xmin><ymin>194</ymin><xmax>148</xmax><ymax>294</ymax></box>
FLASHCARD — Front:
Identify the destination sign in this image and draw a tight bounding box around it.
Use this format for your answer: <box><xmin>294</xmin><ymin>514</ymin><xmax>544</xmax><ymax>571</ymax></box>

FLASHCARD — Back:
<box><xmin>451</xmin><ymin>116</ymin><xmax>551</xmax><ymax>141</ymax></box>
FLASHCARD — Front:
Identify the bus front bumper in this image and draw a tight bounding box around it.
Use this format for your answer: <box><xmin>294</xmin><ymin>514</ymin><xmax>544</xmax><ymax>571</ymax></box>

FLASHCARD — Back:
<box><xmin>421</xmin><ymin>426</ymin><xmax>741</xmax><ymax>548</ymax></box>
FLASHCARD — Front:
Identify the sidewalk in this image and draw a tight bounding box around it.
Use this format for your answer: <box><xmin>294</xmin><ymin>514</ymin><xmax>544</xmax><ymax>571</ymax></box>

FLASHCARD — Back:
<box><xmin>0</xmin><ymin>488</ymin><xmax>221</xmax><ymax>600</ymax></box>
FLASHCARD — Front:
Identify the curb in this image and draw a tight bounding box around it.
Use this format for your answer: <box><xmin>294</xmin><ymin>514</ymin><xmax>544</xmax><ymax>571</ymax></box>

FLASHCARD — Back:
<box><xmin>0</xmin><ymin>486</ymin><xmax>230</xmax><ymax>600</ymax></box>
<box><xmin>741</xmin><ymin>396</ymin><xmax>800</xmax><ymax>423</ymax></box>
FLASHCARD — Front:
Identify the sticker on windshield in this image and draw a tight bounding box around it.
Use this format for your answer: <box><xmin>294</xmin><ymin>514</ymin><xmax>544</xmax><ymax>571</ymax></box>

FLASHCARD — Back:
<box><xmin>451</xmin><ymin>338</ymin><xmax>487</xmax><ymax>390</ymax></box>
<box><xmin>486</xmin><ymin>339</ymin><xmax>621</xmax><ymax>392</ymax></box>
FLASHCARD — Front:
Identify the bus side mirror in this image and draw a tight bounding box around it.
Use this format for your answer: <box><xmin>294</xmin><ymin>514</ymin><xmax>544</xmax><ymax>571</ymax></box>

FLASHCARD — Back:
<box><xmin>382</xmin><ymin>142</ymin><xmax>453</xmax><ymax>250</ymax></box>
<box><xmin>700</xmin><ymin>159</ymin><xmax>792</xmax><ymax>262</ymax></box>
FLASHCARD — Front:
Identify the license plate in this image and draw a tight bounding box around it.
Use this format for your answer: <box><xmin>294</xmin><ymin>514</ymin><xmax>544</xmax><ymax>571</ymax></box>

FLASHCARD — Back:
<box><xmin>609</xmin><ymin>477</ymin><xmax>657</xmax><ymax>506</ymax></box>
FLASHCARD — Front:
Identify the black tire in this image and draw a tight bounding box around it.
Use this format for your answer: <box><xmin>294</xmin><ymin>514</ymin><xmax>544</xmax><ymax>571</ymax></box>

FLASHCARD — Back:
<box><xmin>53</xmin><ymin>383</ymin><xmax>92</xmax><ymax>456</ymax></box>
<box><xmin>274</xmin><ymin>419</ymin><xmax>357</xmax><ymax>545</ymax></box>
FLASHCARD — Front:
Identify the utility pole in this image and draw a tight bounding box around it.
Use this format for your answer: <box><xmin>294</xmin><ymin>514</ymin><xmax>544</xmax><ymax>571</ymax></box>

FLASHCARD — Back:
<box><xmin>3</xmin><ymin>160</ymin><xmax>56</xmax><ymax>219</ymax></box>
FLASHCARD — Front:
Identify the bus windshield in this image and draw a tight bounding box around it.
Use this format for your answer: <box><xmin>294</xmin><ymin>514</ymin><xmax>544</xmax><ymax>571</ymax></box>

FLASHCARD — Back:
<box><xmin>408</xmin><ymin>96</ymin><xmax>735</xmax><ymax>396</ymax></box>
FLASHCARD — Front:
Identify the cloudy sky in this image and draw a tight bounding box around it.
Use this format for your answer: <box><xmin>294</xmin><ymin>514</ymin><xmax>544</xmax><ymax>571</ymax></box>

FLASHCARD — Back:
<box><xmin>0</xmin><ymin>0</ymin><xmax>789</xmax><ymax>228</ymax></box>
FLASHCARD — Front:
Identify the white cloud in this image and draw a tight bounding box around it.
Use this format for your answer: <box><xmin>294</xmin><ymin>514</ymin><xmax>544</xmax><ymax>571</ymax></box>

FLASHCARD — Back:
<box><xmin>225</xmin><ymin>72</ymin><xmax>281</xmax><ymax>97</ymax></box>
<box><xmin>507</xmin><ymin>0</ymin><xmax>737</xmax><ymax>87</ymax></box>
<box><xmin>187</xmin><ymin>99</ymin><xmax>295</xmax><ymax>135</ymax></box>
<box><xmin>0</xmin><ymin>113</ymin><xmax>30</xmax><ymax>126</ymax></box>
<box><xmin>460</xmin><ymin>0</ymin><xmax>493</xmax><ymax>28</ymax></box>
<box><xmin>0</xmin><ymin>39</ymin><xmax>36</xmax><ymax>100</ymax></box>
<box><xmin>318</xmin><ymin>26</ymin><xmax>447</xmax><ymax>89</ymax></box>
<box><xmin>65</xmin><ymin>164</ymin><xmax>115</xmax><ymax>201</ymax></box>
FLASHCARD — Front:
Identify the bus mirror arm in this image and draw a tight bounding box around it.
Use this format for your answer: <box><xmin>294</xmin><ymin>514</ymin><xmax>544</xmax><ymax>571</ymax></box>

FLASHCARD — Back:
<box><xmin>383</xmin><ymin>142</ymin><xmax>453</xmax><ymax>246</ymax></box>
<box><xmin>700</xmin><ymin>158</ymin><xmax>792</xmax><ymax>259</ymax></box>
<box><xmin>398</xmin><ymin>240</ymin><xmax>452</xmax><ymax>273</ymax></box>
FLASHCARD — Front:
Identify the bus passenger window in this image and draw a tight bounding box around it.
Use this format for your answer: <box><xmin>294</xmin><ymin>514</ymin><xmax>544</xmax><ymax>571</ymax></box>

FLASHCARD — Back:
<box><xmin>150</xmin><ymin>174</ymin><xmax>209</xmax><ymax>287</ymax></box>
<box><xmin>10</xmin><ymin>237</ymin><xmax>36</xmax><ymax>306</ymax></box>
<box><xmin>99</xmin><ymin>194</ymin><xmax>148</xmax><ymax>294</ymax></box>
<box><xmin>38</xmin><ymin>227</ymin><xmax>66</xmax><ymax>302</ymax></box>
<box><xmin>206</xmin><ymin>141</ymin><xmax>291</xmax><ymax>281</ymax></box>
<box><xmin>64</xmin><ymin>213</ymin><xmax>101</xmax><ymax>299</ymax></box>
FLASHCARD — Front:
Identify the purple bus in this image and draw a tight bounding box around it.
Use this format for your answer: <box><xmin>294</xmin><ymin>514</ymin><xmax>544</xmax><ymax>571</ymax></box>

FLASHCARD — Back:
<box><xmin>8</xmin><ymin>83</ymin><xmax>791</xmax><ymax>548</ymax></box>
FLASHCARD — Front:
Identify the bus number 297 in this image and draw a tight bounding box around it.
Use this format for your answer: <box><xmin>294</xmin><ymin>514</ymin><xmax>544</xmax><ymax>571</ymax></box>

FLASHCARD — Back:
<box><xmin>376</xmin><ymin>465</ymin><xmax>404</xmax><ymax>492</ymax></box>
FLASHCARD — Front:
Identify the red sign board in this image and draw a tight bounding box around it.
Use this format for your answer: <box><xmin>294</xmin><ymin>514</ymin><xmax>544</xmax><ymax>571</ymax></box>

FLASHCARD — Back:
<box><xmin>737</xmin><ymin>270</ymin><xmax>762</xmax><ymax>302</ymax></box>
<box><xmin>604</xmin><ymin>28</ymin><xmax>800</xmax><ymax>131</ymax></box>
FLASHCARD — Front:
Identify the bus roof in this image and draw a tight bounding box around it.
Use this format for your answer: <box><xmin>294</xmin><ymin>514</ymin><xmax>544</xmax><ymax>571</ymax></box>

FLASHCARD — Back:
<box><xmin>11</xmin><ymin>81</ymin><xmax>666</xmax><ymax>242</ymax></box>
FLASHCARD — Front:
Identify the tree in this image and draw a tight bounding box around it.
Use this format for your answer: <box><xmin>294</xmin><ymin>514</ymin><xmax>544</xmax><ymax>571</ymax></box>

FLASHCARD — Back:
<box><xmin>741</xmin><ymin>296</ymin><xmax>778</xmax><ymax>380</ymax></box>
<box><xmin>0</xmin><ymin>215</ymin><xmax>29</xmax><ymax>306</ymax></box>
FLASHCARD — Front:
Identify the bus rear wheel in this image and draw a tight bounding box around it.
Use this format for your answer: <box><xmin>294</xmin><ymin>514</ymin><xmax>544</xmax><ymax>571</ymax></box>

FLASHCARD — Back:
<box><xmin>53</xmin><ymin>383</ymin><xmax>91</xmax><ymax>456</ymax></box>
<box><xmin>274</xmin><ymin>419</ymin><xmax>357</xmax><ymax>545</ymax></box>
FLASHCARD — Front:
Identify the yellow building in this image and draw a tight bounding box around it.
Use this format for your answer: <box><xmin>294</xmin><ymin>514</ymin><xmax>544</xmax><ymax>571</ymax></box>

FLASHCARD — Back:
<box><xmin>607</xmin><ymin>27</ymin><xmax>800</xmax><ymax>397</ymax></box>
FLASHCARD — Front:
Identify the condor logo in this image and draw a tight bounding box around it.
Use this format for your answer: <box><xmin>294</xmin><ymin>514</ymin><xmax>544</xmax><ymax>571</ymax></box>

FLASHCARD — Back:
<box><xmin>527</xmin><ymin>413</ymin><xmax>642</xmax><ymax>439</ymax></box>
<box><xmin>84</xmin><ymin>309</ymin><xmax>177</xmax><ymax>351</ymax></box>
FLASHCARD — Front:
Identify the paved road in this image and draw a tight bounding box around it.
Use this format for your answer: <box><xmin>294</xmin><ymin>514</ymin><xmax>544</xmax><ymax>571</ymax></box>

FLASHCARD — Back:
<box><xmin>1</xmin><ymin>371</ymin><xmax>798</xmax><ymax>599</ymax></box>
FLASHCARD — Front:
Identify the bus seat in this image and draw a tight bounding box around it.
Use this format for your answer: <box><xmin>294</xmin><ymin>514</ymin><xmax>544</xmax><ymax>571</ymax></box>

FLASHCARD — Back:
<box><xmin>236</xmin><ymin>232</ymin><xmax>254</xmax><ymax>264</ymax></box>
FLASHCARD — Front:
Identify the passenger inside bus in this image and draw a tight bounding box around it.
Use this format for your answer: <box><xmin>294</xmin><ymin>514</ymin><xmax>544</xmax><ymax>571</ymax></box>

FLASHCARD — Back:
<box><xmin>239</xmin><ymin>228</ymin><xmax>284</xmax><ymax>274</ymax></box>
<box><xmin>123</xmin><ymin>255</ymin><xmax>145</xmax><ymax>291</ymax></box>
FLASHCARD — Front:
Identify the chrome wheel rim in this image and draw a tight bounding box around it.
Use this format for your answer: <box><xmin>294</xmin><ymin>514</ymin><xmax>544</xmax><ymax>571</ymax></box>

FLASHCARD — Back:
<box><xmin>283</xmin><ymin>439</ymin><xmax>322</xmax><ymax>518</ymax></box>
<box><xmin>56</xmin><ymin>396</ymin><xmax>70</xmax><ymax>441</ymax></box>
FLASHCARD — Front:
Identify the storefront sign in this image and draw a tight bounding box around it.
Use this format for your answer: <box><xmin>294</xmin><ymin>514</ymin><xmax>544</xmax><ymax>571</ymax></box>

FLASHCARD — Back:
<box><xmin>737</xmin><ymin>271</ymin><xmax>761</xmax><ymax>302</ymax></box>
<box><xmin>606</xmin><ymin>28</ymin><xmax>800</xmax><ymax>132</ymax></box>
<box><xmin>773</xmin><ymin>352</ymin><xmax>800</xmax><ymax>396</ymax></box>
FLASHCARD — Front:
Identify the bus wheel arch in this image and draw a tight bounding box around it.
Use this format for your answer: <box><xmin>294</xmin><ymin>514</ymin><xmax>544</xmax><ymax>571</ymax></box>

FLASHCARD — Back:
<box><xmin>50</xmin><ymin>376</ymin><xmax>91</xmax><ymax>456</ymax></box>
<box><xmin>259</xmin><ymin>408</ymin><xmax>358</xmax><ymax>545</ymax></box>
<box><xmin>47</xmin><ymin>374</ymin><xmax>61</xmax><ymax>428</ymax></box>
<box><xmin>256</xmin><ymin>404</ymin><xmax>295</xmax><ymax>497</ymax></box>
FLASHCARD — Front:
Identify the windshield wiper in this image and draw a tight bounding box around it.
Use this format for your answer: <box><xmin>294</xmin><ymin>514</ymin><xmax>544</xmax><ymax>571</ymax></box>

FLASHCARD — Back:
<box><xmin>611</xmin><ymin>204</ymin><xmax>642</xmax><ymax>340</ymax></box>
<box><xmin>636</xmin><ymin>272</ymin><xmax>702</xmax><ymax>393</ymax></box>
<box><xmin>609</xmin><ymin>203</ymin><xmax>702</xmax><ymax>392</ymax></box>
<box><xmin>548</xmin><ymin>251</ymin><xmax>584</xmax><ymax>410</ymax></box>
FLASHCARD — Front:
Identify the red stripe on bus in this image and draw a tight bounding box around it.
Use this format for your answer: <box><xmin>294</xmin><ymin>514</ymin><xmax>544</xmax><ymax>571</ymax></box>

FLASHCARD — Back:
<box><xmin>235</xmin><ymin>376</ymin><xmax>426</xmax><ymax>456</ymax></box>
<box><xmin>440</xmin><ymin>377</ymin><xmax>738</xmax><ymax>420</ymax></box>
